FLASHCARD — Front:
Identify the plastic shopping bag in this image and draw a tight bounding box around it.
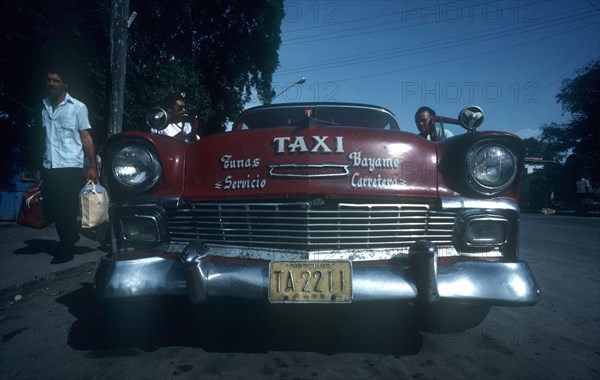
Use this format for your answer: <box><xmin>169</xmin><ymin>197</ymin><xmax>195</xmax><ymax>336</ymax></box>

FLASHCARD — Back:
<box><xmin>80</xmin><ymin>180</ymin><xmax>109</xmax><ymax>228</ymax></box>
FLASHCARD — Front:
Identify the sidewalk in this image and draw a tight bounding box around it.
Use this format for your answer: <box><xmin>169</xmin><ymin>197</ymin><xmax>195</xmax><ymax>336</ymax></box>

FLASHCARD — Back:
<box><xmin>0</xmin><ymin>221</ymin><xmax>107</xmax><ymax>298</ymax></box>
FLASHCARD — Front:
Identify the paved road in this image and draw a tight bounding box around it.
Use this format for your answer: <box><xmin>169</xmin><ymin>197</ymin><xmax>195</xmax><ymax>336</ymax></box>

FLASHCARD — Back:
<box><xmin>0</xmin><ymin>214</ymin><xmax>598</xmax><ymax>379</ymax></box>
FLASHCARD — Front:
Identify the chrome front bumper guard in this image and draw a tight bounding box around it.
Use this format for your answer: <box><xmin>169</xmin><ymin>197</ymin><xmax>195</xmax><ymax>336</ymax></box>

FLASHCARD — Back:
<box><xmin>94</xmin><ymin>240</ymin><xmax>540</xmax><ymax>306</ymax></box>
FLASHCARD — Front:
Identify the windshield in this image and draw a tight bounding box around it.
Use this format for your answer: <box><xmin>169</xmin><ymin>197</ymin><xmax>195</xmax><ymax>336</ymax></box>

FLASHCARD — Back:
<box><xmin>236</xmin><ymin>106</ymin><xmax>400</xmax><ymax>131</ymax></box>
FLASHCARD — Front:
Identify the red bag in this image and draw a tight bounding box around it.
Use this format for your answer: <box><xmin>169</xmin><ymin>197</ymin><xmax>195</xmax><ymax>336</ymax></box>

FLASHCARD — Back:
<box><xmin>17</xmin><ymin>183</ymin><xmax>48</xmax><ymax>228</ymax></box>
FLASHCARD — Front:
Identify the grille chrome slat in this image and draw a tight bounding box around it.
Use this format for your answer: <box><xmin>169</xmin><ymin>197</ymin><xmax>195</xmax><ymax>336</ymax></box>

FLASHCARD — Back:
<box><xmin>166</xmin><ymin>202</ymin><xmax>456</xmax><ymax>251</ymax></box>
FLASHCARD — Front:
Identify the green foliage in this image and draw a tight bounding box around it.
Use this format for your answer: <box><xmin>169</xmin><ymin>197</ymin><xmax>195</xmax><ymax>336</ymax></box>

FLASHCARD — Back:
<box><xmin>523</xmin><ymin>170</ymin><xmax>550</xmax><ymax>211</ymax></box>
<box><xmin>1</xmin><ymin>0</ymin><xmax>109</xmax><ymax>126</ymax></box>
<box><xmin>125</xmin><ymin>59</ymin><xmax>211</xmax><ymax>130</ymax></box>
<box><xmin>540</xmin><ymin>60</ymin><xmax>599</xmax><ymax>181</ymax></box>
<box><xmin>1</xmin><ymin>0</ymin><xmax>283</xmax><ymax>148</ymax></box>
<box><xmin>1</xmin><ymin>0</ymin><xmax>110</xmax><ymax>183</ymax></box>
<box><xmin>126</xmin><ymin>0</ymin><xmax>284</xmax><ymax>133</ymax></box>
<box><xmin>515</xmin><ymin>59</ymin><xmax>600</xmax><ymax>207</ymax></box>
<box><xmin>522</xmin><ymin>137</ymin><xmax>550</xmax><ymax>159</ymax></box>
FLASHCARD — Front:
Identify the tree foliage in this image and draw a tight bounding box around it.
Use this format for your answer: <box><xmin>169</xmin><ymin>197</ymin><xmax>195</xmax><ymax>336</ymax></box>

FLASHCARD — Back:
<box><xmin>1</xmin><ymin>0</ymin><xmax>110</xmax><ymax>186</ymax></box>
<box><xmin>522</xmin><ymin>137</ymin><xmax>550</xmax><ymax>159</ymax></box>
<box><xmin>0</xmin><ymin>0</ymin><xmax>283</xmax><ymax>178</ymax></box>
<box><xmin>539</xmin><ymin>60</ymin><xmax>600</xmax><ymax>180</ymax></box>
<box><xmin>1</xmin><ymin>0</ymin><xmax>110</xmax><ymax>125</ymax></box>
<box><xmin>126</xmin><ymin>0</ymin><xmax>283</xmax><ymax>133</ymax></box>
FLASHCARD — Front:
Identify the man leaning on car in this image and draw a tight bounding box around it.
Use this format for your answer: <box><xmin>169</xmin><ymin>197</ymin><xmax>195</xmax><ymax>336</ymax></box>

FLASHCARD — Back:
<box><xmin>414</xmin><ymin>106</ymin><xmax>453</xmax><ymax>141</ymax></box>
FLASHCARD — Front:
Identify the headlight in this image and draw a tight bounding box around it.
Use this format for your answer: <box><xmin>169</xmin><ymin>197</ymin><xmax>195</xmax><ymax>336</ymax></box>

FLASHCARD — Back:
<box><xmin>454</xmin><ymin>212</ymin><xmax>511</xmax><ymax>252</ymax></box>
<box><xmin>121</xmin><ymin>214</ymin><xmax>161</xmax><ymax>242</ymax></box>
<box><xmin>112</xmin><ymin>143</ymin><xmax>161</xmax><ymax>192</ymax></box>
<box><xmin>112</xmin><ymin>206</ymin><xmax>169</xmax><ymax>252</ymax></box>
<box><xmin>463</xmin><ymin>217</ymin><xmax>508</xmax><ymax>247</ymax></box>
<box><xmin>466</xmin><ymin>143</ymin><xmax>517</xmax><ymax>195</ymax></box>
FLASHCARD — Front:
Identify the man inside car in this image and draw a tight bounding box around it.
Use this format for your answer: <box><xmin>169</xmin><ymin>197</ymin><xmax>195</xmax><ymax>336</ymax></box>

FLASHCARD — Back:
<box><xmin>150</xmin><ymin>93</ymin><xmax>200</xmax><ymax>142</ymax></box>
<box><xmin>415</xmin><ymin>106</ymin><xmax>453</xmax><ymax>141</ymax></box>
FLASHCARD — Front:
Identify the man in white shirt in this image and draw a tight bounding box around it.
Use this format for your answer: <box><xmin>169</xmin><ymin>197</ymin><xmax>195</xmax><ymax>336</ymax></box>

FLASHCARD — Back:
<box><xmin>576</xmin><ymin>176</ymin><xmax>592</xmax><ymax>215</ymax></box>
<box><xmin>576</xmin><ymin>176</ymin><xmax>590</xmax><ymax>194</ymax></box>
<box><xmin>41</xmin><ymin>68</ymin><xmax>98</xmax><ymax>263</ymax></box>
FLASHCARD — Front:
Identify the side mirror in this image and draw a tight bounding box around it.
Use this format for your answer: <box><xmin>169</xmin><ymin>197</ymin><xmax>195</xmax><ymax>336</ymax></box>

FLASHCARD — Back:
<box><xmin>146</xmin><ymin>107</ymin><xmax>170</xmax><ymax>131</ymax></box>
<box><xmin>458</xmin><ymin>106</ymin><xmax>484</xmax><ymax>132</ymax></box>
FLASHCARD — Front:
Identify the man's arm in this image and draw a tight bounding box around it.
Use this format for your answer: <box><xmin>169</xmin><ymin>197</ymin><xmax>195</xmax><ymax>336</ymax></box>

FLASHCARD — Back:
<box><xmin>80</xmin><ymin>129</ymin><xmax>99</xmax><ymax>182</ymax></box>
<box><xmin>188</xmin><ymin>116</ymin><xmax>201</xmax><ymax>141</ymax></box>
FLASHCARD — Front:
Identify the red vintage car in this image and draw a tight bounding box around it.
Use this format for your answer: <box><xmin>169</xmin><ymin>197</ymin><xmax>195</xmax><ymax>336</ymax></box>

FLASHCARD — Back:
<box><xmin>94</xmin><ymin>103</ymin><xmax>539</xmax><ymax>328</ymax></box>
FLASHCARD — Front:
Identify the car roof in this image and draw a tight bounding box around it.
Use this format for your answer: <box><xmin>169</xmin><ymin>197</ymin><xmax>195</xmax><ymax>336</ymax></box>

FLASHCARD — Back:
<box><xmin>238</xmin><ymin>102</ymin><xmax>397</xmax><ymax>118</ymax></box>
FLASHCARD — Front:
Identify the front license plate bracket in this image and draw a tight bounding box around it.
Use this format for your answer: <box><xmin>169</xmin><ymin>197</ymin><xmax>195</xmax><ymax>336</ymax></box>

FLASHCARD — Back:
<box><xmin>269</xmin><ymin>261</ymin><xmax>352</xmax><ymax>303</ymax></box>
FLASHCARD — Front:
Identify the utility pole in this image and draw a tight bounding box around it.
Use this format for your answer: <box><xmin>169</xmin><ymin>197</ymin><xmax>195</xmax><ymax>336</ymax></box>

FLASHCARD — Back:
<box><xmin>109</xmin><ymin>0</ymin><xmax>134</xmax><ymax>136</ymax></box>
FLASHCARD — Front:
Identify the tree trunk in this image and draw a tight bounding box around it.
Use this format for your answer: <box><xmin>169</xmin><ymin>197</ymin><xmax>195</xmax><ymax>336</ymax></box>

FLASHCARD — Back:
<box><xmin>109</xmin><ymin>0</ymin><xmax>129</xmax><ymax>136</ymax></box>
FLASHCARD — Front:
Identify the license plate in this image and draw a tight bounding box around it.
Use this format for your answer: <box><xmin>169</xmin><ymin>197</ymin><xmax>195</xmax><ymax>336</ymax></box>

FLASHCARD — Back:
<box><xmin>269</xmin><ymin>261</ymin><xmax>352</xmax><ymax>303</ymax></box>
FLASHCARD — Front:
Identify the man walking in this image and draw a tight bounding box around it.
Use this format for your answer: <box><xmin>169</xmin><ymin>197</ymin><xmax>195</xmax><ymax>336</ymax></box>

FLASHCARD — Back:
<box><xmin>41</xmin><ymin>68</ymin><xmax>98</xmax><ymax>263</ymax></box>
<box><xmin>576</xmin><ymin>176</ymin><xmax>591</xmax><ymax>215</ymax></box>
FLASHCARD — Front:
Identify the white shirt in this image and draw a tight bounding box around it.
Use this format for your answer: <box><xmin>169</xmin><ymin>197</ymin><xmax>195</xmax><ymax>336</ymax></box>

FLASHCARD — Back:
<box><xmin>576</xmin><ymin>178</ymin><xmax>590</xmax><ymax>193</ymax></box>
<box><xmin>151</xmin><ymin>122</ymin><xmax>192</xmax><ymax>137</ymax></box>
<box><xmin>428</xmin><ymin>126</ymin><xmax>454</xmax><ymax>141</ymax></box>
<box><xmin>41</xmin><ymin>93</ymin><xmax>92</xmax><ymax>169</ymax></box>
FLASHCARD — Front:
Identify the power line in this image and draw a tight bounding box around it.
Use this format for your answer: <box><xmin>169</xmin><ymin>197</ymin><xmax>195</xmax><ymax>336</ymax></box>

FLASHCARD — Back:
<box><xmin>281</xmin><ymin>1</ymin><xmax>548</xmax><ymax>43</ymax></box>
<box><xmin>276</xmin><ymin>7</ymin><xmax>595</xmax><ymax>74</ymax></box>
<box><xmin>269</xmin><ymin>1</ymin><xmax>599</xmax><ymax>136</ymax></box>
<box><xmin>320</xmin><ymin>22</ymin><xmax>597</xmax><ymax>84</ymax></box>
<box><xmin>486</xmin><ymin>34</ymin><xmax>599</xmax><ymax>126</ymax></box>
<box><xmin>276</xmin><ymin>11</ymin><xmax>597</xmax><ymax>76</ymax></box>
<box><xmin>281</xmin><ymin>1</ymin><xmax>570</xmax><ymax>46</ymax></box>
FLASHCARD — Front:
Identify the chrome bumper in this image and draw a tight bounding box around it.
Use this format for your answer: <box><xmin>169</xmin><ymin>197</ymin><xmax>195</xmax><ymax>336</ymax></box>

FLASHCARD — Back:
<box><xmin>94</xmin><ymin>255</ymin><xmax>188</xmax><ymax>299</ymax></box>
<box><xmin>94</xmin><ymin>241</ymin><xmax>540</xmax><ymax>306</ymax></box>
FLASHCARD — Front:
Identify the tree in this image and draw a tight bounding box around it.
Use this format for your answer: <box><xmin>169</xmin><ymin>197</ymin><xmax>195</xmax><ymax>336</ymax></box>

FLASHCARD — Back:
<box><xmin>1</xmin><ymin>0</ymin><xmax>110</xmax><ymax>186</ymax></box>
<box><xmin>125</xmin><ymin>0</ymin><xmax>284</xmax><ymax>133</ymax></box>
<box><xmin>522</xmin><ymin>137</ymin><xmax>550</xmax><ymax>159</ymax></box>
<box><xmin>108</xmin><ymin>0</ymin><xmax>131</xmax><ymax>136</ymax></box>
<box><xmin>0</xmin><ymin>0</ymin><xmax>284</xmax><ymax>182</ymax></box>
<box><xmin>539</xmin><ymin>60</ymin><xmax>600</xmax><ymax>183</ymax></box>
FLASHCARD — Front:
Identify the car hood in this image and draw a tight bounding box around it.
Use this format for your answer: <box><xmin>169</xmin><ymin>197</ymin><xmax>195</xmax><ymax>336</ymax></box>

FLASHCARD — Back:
<box><xmin>183</xmin><ymin>125</ymin><xmax>439</xmax><ymax>200</ymax></box>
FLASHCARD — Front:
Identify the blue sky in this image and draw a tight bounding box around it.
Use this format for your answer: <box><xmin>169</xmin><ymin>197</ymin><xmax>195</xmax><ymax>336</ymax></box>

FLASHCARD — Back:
<box><xmin>247</xmin><ymin>0</ymin><xmax>600</xmax><ymax>139</ymax></box>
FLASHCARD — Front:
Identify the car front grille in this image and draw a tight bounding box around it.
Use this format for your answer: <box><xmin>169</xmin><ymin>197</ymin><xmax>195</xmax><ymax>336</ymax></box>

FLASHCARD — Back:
<box><xmin>166</xmin><ymin>202</ymin><xmax>456</xmax><ymax>251</ymax></box>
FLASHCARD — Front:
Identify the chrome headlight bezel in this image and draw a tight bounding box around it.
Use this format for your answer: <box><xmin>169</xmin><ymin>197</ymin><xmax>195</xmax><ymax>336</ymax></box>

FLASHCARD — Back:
<box><xmin>453</xmin><ymin>210</ymin><xmax>514</xmax><ymax>254</ymax></box>
<box><xmin>112</xmin><ymin>206</ymin><xmax>170</xmax><ymax>253</ymax></box>
<box><xmin>110</xmin><ymin>142</ymin><xmax>162</xmax><ymax>193</ymax></box>
<box><xmin>464</xmin><ymin>141</ymin><xmax>518</xmax><ymax>196</ymax></box>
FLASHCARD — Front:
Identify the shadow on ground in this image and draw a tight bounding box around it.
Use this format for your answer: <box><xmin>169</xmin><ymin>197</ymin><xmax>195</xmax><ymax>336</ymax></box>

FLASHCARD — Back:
<box><xmin>12</xmin><ymin>239</ymin><xmax>96</xmax><ymax>261</ymax></box>
<box><xmin>57</xmin><ymin>283</ymin><xmax>426</xmax><ymax>356</ymax></box>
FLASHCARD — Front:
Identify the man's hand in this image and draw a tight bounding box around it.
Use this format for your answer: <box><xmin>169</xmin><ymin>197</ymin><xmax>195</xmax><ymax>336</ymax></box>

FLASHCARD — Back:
<box><xmin>87</xmin><ymin>166</ymin><xmax>99</xmax><ymax>182</ymax></box>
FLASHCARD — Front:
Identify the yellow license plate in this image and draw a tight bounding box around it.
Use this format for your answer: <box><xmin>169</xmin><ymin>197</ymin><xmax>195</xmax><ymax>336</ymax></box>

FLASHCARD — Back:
<box><xmin>269</xmin><ymin>261</ymin><xmax>352</xmax><ymax>303</ymax></box>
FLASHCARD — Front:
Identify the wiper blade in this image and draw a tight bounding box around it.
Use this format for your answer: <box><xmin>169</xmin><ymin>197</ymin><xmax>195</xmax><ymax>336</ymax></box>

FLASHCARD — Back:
<box><xmin>309</xmin><ymin>117</ymin><xmax>338</xmax><ymax>126</ymax></box>
<box><xmin>289</xmin><ymin>116</ymin><xmax>338</xmax><ymax>132</ymax></box>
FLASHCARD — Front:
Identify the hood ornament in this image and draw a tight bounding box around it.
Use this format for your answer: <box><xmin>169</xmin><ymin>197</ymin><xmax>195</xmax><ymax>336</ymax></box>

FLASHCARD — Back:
<box><xmin>458</xmin><ymin>106</ymin><xmax>485</xmax><ymax>133</ymax></box>
<box><xmin>146</xmin><ymin>107</ymin><xmax>169</xmax><ymax>131</ymax></box>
